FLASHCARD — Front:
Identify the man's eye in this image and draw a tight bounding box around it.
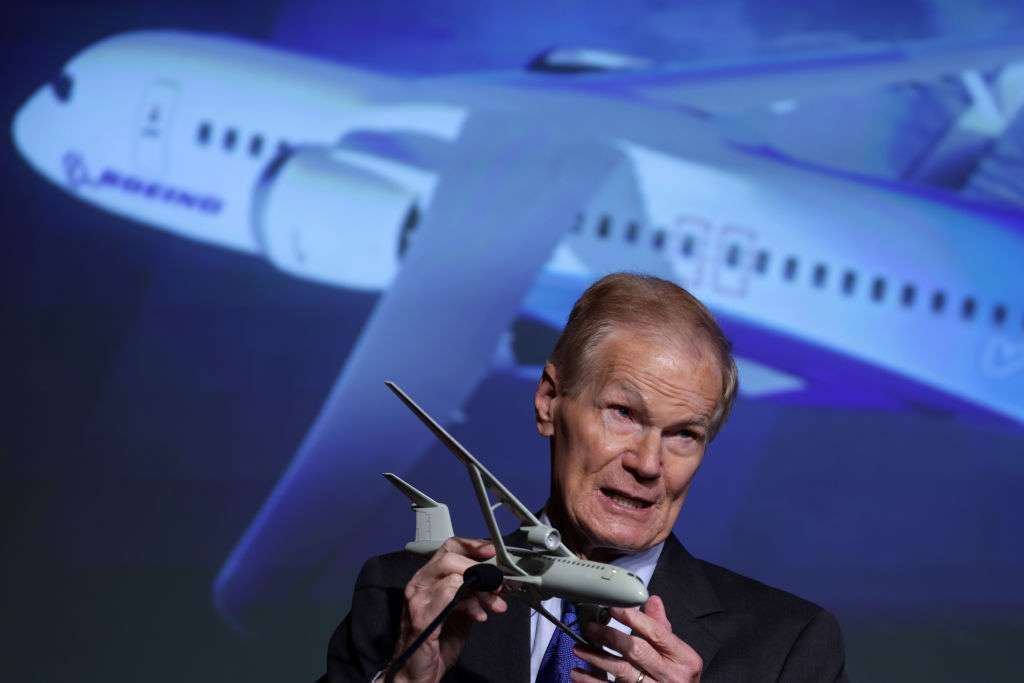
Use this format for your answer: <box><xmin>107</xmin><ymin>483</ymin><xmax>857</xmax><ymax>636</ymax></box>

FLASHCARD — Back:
<box><xmin>611</xmin><ymin>405</ymin><xmax>631</xmax><ymax>419</ymax></box>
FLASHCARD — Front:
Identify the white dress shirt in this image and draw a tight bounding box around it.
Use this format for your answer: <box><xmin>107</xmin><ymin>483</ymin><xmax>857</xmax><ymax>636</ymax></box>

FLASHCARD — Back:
<box><xmin>528</xmin><ymin>519</ymin><xmax>664</xmax><ymax>681</ymax></box>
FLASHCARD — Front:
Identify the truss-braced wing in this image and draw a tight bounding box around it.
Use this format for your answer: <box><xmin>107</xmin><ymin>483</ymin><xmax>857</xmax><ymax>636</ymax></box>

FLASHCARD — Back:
<box><xmin>385</xmin><ymin>381</ymin><xmax>576</xmax><ymax>572</ymax></box>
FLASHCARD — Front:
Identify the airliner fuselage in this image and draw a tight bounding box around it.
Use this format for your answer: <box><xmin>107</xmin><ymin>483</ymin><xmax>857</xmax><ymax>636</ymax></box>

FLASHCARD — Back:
<box><xmin>12</xmin><ymin>31</ymin><xmax>1024</xmax><ymax>423</ymax></box>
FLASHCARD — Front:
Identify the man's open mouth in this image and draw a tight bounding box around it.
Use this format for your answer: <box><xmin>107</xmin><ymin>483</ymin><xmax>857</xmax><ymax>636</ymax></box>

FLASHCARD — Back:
<box><xmin>600</xmin><ymin>488</ymin><xmax>654</xmax><ymax>510</ymax></box>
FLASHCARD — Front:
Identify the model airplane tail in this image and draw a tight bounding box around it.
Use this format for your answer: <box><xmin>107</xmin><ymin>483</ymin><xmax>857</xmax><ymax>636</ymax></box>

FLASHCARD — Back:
<box><xmin>383</xmin><ymin>472</ymin><xmax>454</xmax><ymax>555</ymax></box>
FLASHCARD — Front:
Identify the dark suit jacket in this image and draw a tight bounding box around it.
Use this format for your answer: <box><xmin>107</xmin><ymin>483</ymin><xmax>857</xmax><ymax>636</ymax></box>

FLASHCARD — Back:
<box><xmin>322</xmin><ymin>534</ymin><xmax>848</xmax><ymax>681</ymax></box>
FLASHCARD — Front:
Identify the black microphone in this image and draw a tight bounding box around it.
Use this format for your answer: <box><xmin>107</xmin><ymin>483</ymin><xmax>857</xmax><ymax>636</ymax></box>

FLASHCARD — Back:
<box><xmin>384</xmin><ymin>563</ymin><xmax>505</xmax><ymax>682</ymax></box>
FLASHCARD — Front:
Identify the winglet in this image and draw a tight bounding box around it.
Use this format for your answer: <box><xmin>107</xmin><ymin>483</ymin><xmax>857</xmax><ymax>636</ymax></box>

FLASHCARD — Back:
<box><xmin>383</xmin><ymin>472</ymin><xmax>454</xmax><ymax>555</ymax></box>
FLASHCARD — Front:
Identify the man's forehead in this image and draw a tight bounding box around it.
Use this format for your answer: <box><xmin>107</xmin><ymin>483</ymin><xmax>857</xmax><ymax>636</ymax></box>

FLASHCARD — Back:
<box><xmin>588</xmin><ymin>335</ymin><xmax>721</xmax><ymax>417</ymax></box>
<box><xmin>599</xmin><ymin>374</ymin><xmax>716</xmax><ymax>416</ymax></box>
<box><xmin>593</xmin><ymin>328</ymin><xmax>718</xmax><ymax>380</ymax></box>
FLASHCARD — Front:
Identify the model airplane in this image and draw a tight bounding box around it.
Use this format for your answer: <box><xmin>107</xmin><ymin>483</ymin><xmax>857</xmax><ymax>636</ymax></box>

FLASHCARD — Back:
<box><xmin>383</xmin><ymin>381</ymin><xmax>647</xmax><ymax>645</ymax></box>
<box><xmin>10</xmin><ymin>30</ymin><xmax>1024</xmax><ymax>627</ymax></box>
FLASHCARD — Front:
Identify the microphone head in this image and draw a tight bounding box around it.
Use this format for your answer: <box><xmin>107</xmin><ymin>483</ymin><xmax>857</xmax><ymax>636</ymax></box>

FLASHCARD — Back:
<box><xmin>463</xmin><ymin>563</ymin><xmax>504</xmax><ymax>591</ymax></box>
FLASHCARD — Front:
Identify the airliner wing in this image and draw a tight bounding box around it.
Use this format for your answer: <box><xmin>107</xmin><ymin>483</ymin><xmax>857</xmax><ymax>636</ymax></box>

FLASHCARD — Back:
<box><xmin>213</xmin><ymin>114</ymin><xmax>625</xmax><ymax>629</ymax></box>
<box><xmin>590</xmin><ymin>37</ymin><xmax>1024</xmax><ymax>114</ymax></box>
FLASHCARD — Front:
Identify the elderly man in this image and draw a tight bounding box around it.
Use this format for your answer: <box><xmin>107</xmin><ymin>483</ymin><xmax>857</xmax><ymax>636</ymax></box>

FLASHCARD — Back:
<box><xmin>322</xmin><ymin>272</ymin><xmax>847</xmax><ymax>682</ymax></box>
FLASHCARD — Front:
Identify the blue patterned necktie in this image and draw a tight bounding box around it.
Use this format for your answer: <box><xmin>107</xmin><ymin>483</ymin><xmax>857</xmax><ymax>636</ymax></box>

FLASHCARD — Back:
<box><xmin>536</xmin><ymin>600</ymin><xmax>592</xmax><ymax>682</ymax></box>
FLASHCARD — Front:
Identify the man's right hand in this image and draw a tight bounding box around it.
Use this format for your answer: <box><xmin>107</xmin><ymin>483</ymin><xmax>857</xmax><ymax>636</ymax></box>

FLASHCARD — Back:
<box><xmin>388</xmin><ymin>537</ymin><xmax>508</xmax><ymax>683</ymax></box>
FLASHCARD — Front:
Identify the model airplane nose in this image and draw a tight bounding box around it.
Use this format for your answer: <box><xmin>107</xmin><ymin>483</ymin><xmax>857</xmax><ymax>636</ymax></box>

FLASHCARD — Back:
<box><xmin>616</xmin><ymin>573</ymin><xmax>649</xmax><ymax>606</ymax></box>
<box><xmin>632</xmin><ymin>576</ymin><xmax>649</xmax><ymax>604</ymax></box>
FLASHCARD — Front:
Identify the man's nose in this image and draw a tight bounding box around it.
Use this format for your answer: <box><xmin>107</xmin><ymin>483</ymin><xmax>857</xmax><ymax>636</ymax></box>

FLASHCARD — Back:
<box><xmin>623</xmin><ymin>429</ymin><xmax>661</xmax><ymax>480</ymax></box>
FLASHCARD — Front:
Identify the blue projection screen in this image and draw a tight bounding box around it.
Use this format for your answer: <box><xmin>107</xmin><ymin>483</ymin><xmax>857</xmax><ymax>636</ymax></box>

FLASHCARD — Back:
<box><xmin>5</xmin><ymin>1</ymin><xmax>1023</xmax><ymax>681</ymax></box>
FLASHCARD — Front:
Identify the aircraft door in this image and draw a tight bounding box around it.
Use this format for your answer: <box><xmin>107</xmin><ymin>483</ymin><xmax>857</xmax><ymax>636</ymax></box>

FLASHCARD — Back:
<box><xmin>713</xmin><ymin>225</ymin><xmax>756</xmax><ymax>297</ymax></box>
<box><xmin>671</xmin><ymin>216</ymin><xmax>711</xmax><ymax>289</ymax></box>
<box><xmin>133</xmin><ymin>80</ymin><xmax>179</xmax><ymax>177</ymax></box>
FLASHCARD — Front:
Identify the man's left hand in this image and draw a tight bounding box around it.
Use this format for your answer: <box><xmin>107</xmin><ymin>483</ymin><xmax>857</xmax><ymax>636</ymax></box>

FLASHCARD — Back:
<box><xmin>571</xmin><ymin>595</ymin><xmax>702</xmax><ymax>682</ymax></box>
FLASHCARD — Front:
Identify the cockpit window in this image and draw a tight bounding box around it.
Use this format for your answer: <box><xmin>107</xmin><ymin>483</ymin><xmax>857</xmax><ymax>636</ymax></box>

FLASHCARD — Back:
<box><xmin>51</xmin><ymin>72</ymin><xmax>73</xmax><ymax>103</ymax></box>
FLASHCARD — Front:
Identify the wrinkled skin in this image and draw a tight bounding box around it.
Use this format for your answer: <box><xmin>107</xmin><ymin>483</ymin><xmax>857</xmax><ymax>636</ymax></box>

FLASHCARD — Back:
<box><xmin>536</xmin><ymin>329</ymin><xmax>722</xmax><ymax>562</ymax></box>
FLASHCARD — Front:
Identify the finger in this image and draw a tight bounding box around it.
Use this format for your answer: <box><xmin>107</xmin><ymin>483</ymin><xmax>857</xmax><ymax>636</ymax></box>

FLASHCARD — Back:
<box><xmin>420</xmin><ymin>538</ymin><xmax>496</xmax><ymax>579</ymax></box>
<box><xmin>609</xmin><ymin>604</ymin><xmax>702</xmax><ymax>677</ymax></box>
<box><xmin>420</xmin><ymin>571</ymin><xmax>466</xmax><ymax>612</ymax></box>
<box><xmin>573</xmin><ymin>645</ymin><xmax>636</xmax><ymax>680</ymax></box>
<box><xmin>411</xmin><ymin>568</ymin><xmax>506</xmax><ymax>627</ymax></box>
<box><xmin>444</xmin><ymin>588</ymin><xmax>489</xmax><ymax>624</ymax></box>
<box><xmin>609</xmin><ymin>605</ymin><xmax>673</xmax><ymax>652</ymax></box>
<box><xmin>431</xmin><ymin>552</ymin><xmax>483</xmax><ymax>578</ymax></box>
<box><xmin>583</xmin><ymin>623</ymin><xmax>659</xmax><ymax>673</ymax></box>
<box><xmin>585</xmin><ymin>621</ymin><xmax>645</xmax><ymax>656</ymax></box>
<box><xmin>439</xmin><ymin>536</ymin><xmax>496</xmax><ymax>560</ymax></box>
<box><xmin>406</xmin><ymin>574</ymin><xmax>464</xmax><ymax>630</ymax></box>
<box><xmin>460</xmin><ymin>594</ymin><xmax>503</xmax><ymax>622</ymax></box>
<box><xmin>643</xmin><ymin>595</ymin><xmax>671</xmax><ymax>629</ymax></box>
<box><xmin>476</xmin><ymin>591</ymin><xmax>508</xmax><ymax>614</ymax></box>
<box><xmin>411</xmin><ymin>550</ymin><xmax>481</xmax><ymax>589</ymax></box>
<box><xmin>454</xmin><ymin>597</ymin><xmax>489</xmax><ymax>623</ymax></box>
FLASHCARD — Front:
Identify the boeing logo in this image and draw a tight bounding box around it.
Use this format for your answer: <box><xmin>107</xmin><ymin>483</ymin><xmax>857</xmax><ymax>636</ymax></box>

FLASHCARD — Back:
<box><xmin>62</xmin><ymin>151</ymin><xmax>224</xmax><ymax>214</ymax></box>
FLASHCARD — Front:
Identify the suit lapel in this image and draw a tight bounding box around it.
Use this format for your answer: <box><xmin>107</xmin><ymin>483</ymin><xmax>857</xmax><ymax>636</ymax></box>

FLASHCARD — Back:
<box><xmin>646</xmin><ymin>535</ymin><xmax>724</xmax><ymax>669</ymax></box>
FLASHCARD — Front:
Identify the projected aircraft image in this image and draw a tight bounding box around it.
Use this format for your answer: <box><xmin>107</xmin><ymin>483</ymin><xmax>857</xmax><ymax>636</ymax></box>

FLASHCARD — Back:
<box><xmin>11</xmin><ymin>29</ymin><xmax>1024</xmax><ymax>628</ymax></box>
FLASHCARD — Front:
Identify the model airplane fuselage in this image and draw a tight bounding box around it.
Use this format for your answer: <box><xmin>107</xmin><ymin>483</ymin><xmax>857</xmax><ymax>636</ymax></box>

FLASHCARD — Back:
<box><xmin>384</xmin><ymin>473</ymin><xmax>646</xmax><ymax>610</ymax></box>
<box><xmin>383</xmin><ymin>382</ymin><xmax>647</xmax><ymax>643</ymax></box>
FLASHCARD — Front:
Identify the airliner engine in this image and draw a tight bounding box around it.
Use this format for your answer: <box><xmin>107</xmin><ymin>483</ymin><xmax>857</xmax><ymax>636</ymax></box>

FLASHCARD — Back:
<box><xmin>252</xmin><ymin>146</ymin><xmax>420</xmax><ymax>290</ymax></box>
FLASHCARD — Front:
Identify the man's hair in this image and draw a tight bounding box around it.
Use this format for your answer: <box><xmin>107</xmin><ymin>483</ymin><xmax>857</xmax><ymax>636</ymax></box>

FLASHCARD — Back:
<box><xmin>548</xmin><ymin>272</ymin><xmax>739</xmax><ymax>441</ymax></box>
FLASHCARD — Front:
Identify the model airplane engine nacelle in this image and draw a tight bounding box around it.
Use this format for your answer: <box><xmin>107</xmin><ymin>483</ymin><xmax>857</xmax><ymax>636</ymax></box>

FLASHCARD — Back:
<box><xmin>253</xmin><ymin>146</ymin><xmax>419</xmax><ymax>290</ymax></box>
<box><xmin>523</xmin><ymin>524</ymin><xmax>561</xmax><ymax>551</ymax></box>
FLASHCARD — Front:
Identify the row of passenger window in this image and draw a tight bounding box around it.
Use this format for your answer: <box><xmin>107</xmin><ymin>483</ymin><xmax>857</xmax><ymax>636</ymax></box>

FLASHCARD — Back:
<box><xmin>564</xmin><ymin>558</ymin><xmax>601</xmax><ymax>569</ymax></box>
<box><xmin>575</xmin><ymin>213</ymin><xmax>1017</xmax><ymax>328</ymax></box>
<box><xmin>194</xmin><ymin>120</ymin><xmax>287</xmax><ymax>158</ymax></box>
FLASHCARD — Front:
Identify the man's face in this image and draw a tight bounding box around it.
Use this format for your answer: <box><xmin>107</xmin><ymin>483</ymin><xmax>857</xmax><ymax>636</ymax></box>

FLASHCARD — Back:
<box><xmin>536</xmin><ymin>329</ymin><xmax>722</xmax><ymax>559</ymax></box>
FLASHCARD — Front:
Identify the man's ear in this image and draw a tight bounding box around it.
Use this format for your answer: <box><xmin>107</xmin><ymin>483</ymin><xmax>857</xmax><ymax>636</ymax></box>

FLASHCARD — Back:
<box><xmin>534</xmin><ymin>362</ymin><xmax>559</xmax><ymax>437</ymax></box>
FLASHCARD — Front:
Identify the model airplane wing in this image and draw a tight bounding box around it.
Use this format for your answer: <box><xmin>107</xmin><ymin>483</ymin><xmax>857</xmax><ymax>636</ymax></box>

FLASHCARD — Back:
<box><xmin>213</xmin><ymin>113</ymin><xmax>626</xmax><ymax>629</ymax></box>
<box><xmin>385</xmin><ymin>381</ymin><xmax>576</xmax><ymax>570</ymax></box>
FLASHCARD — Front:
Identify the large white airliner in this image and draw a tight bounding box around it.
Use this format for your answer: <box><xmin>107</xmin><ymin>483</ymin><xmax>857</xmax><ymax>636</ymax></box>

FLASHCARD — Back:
<box><xmin>12</xmin><ymin>30</ymin><xmax>1024</xmax><ymax>627</ymax></box>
